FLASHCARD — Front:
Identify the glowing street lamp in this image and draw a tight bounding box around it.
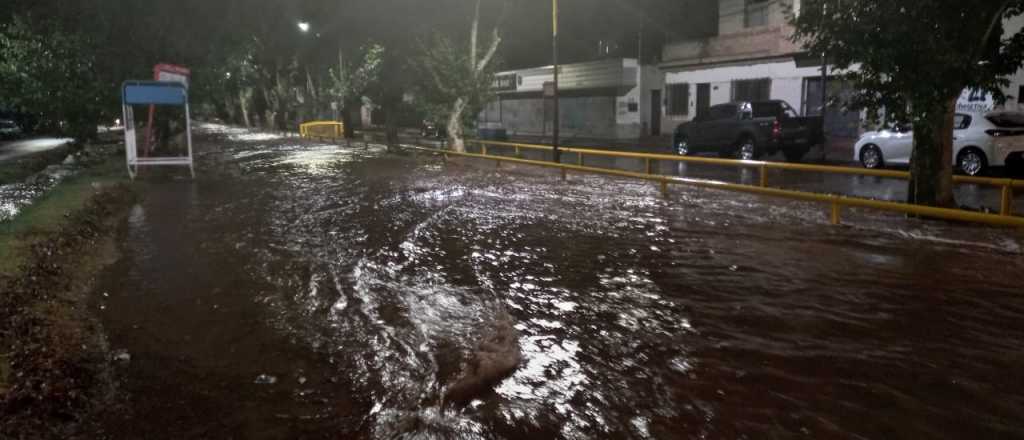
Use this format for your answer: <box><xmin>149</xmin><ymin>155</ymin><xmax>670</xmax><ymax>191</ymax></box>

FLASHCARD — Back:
<box><xmin>297</xmin><ymin>21</ymin><xmax>311</xmax><ymax>33</ymax></box>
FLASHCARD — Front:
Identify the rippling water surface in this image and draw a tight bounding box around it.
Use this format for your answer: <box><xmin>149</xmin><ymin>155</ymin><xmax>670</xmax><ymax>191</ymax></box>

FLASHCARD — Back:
<box><xmin>95</xmin><ymin>125</ymin><xmax>1024</xmax><ymax>439</ymax></box>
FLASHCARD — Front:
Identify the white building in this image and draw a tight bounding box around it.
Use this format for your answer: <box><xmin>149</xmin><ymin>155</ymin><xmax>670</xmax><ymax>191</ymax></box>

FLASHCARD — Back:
<box><xmin>658</xmin><ymin>0</ymin><xmax>1024</xmax><ymax>143</ymax></box>
<box><xmin>479</xmin><ymin>58</ymin><xmax>662</xmax><ymax>140</ymax></box>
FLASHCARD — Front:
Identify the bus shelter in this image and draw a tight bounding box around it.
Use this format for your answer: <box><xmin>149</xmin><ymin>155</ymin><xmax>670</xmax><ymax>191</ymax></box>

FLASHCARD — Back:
<box><xmin>121</xmin><ymin>80</ymin><xmax>194</xmax><ymax>179</ymax></box>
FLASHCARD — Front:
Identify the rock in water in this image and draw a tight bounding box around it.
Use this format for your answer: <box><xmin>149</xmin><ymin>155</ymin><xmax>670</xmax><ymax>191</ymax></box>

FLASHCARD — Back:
<box><xmin>254</xmin><ymin>374</ymin><xmax>278</xmax><ymax>385</ymax></box>
<box><xmin>443</xmin><ymin>312</ymin><xmax>522</xmax><ymax>406</ymax></box>
<box><xmin>112</xmin><ymin>349</ymin><xmax>131</xmax><ymax>363</ymax></box>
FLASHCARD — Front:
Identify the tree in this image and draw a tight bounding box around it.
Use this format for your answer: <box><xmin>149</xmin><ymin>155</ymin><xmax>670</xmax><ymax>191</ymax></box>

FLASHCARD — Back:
<box><xmin>328</xmin><ymin>44</ymin><xmax>385</xmax><ymax>137</ymax></box>
<box><xmin>791</xmin><ymin>1</ymin><xmax>1024</xmax><ymax>207</ymax></box>
<box><xmin>0</xmin><ymin>16</ymin><xmax>105</xmax><ymax>139</ymax></box>
<box><xmin>412</xmin><ymin>0</ymin><xmax>507</xmax><ymax>152</ymax></box>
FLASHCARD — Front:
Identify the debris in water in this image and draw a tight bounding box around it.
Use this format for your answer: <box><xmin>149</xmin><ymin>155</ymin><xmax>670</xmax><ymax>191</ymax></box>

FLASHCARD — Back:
<box><xmin>255</xmin><ymin>374</ymin><xmax>278</xmax><ymax>385</ymax></box>
<box><xmin>443</xmin><ymin>311</ymin><xmax>522</xmax><ymax>406</ymax></box>
<box><xmin>112</xmin><ymin>349</ymin><xmax>131</xmax><ymax>363</ymax></box>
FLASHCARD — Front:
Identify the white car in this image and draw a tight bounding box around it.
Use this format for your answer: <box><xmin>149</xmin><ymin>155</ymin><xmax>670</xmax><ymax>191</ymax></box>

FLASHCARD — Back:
<box><xmin>854</xmin><ymin>111</ymin><xmax>1024</xmax><ymax>176</ymax></box>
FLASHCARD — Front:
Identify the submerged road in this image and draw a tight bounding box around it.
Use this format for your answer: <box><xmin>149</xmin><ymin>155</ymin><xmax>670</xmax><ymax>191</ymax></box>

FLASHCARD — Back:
<box><xmin>92</xmin><ymin>124</ymin><xmax>1024</xmax><ymax>439</ymax></box>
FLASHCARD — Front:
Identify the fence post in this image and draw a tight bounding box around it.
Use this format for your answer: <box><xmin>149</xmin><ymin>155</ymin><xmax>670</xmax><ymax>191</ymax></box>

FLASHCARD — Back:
<box><xmin>578</xmin><ymin>153</ymin><xmax>584</xmax><ymax>167</ymax></box>
<box><xmin>645</xmin><ymin>158</ymin><xmax>653</xmax><ymax>175</ymax></box>
<box><xmin>760</xmin><ymin>165</ymin><xmax>768</xmax><ymax>187</ymax></box>
<box><xmin>830</xmin><ymin>200</ymin><xmax>842</xmax><ymax>225</ymax></box>
<box><xmin>660</xmin><ymin>181</ymin><xmax>669</xmax><ymax>199</ymax></box>
<box><xmin>561</xmin><ymin>168</ymin><xmax>567</xmax><ymax>181</ymax></box>
<box><xmin>1001</xmin><ymin>185</ymin><xmax>1014</xmax><ymax>216</ymax></box>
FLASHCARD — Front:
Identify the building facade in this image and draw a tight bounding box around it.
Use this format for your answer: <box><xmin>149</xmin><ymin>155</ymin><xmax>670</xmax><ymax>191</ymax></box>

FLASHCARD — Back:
<box><xmin>478</xmin><ymin>58</ymin><xmax>662</xmax><ymax>140</ymax></box>
<box><xmin>658</xmin><ymin>0</ymin><xmax>1024</xmax><ymax>143</ymax></box>
<box><xmin>658</xmin><ymin>0</ymin><xmax>863</xmax><ymax>140</ymax></box>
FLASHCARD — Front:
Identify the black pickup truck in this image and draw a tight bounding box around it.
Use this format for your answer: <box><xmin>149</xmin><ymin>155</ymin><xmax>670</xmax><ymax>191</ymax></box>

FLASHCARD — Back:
<box><xmin>672</xmin><ymin>100</ymin><xmax>823</xmax><ymax>161</ymax></box>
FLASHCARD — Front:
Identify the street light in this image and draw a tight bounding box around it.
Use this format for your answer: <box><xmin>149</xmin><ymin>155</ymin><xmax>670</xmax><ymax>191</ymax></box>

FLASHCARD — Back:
<box><xmin>297</xmin><ymin>21</ymin><xmax>311</xmax><ymax>33</ymax></box>
<box><xmin>552</xmin><ymin>0</ymin><xmax>561</xmax><ymax>163</ymax></box>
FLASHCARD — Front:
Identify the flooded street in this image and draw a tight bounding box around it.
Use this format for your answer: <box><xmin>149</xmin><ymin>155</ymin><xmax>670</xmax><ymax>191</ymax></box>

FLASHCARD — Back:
<box><xmin>93</xmin><ymin>125</ymin><xmax>1024</xmax><ymax>439</ymax></box>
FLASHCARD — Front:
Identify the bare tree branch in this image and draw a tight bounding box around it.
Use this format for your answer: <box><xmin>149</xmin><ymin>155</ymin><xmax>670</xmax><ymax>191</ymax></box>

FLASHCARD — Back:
<box><xmin>477</xmin><ymin>27</ymin><xmax>501</xmax><ymax>73</ymax></box>
<box><xmin>470</xmin><ymin>0</ymin><xmax>481</xmax><ymax>71</ymax></box>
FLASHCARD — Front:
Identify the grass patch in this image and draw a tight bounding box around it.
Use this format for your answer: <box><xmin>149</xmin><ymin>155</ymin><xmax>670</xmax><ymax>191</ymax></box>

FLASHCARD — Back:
<box><xmin>0</xmin><ymin>156</ymin><xmax>127</xmax><ymax>276</ymax></box>
<box><xmin>0</xmin><ymin>151</ymin><xmax>134</xmax><ymax>437</ymax></box>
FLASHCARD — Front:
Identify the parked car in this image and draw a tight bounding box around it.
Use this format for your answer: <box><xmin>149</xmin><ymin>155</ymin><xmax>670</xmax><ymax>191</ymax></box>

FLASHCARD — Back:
<box><xmin>854</xmin><ymin>111</ymin><xmax>1024</xmax><ymax>176</ymax></box>
<box><xmin>673</xmin><ymin>100</ymin><xmax>824</xmax><ymax>161</ymax></box>
<box><xmin>0</xmin><ymin>119</ymin><xmax>23</xmax><ymax>139</ymax></box>
<box><xmin>421</xmin><ymin>120</ymin><xmax>443</xmax><ymax>139</ymax></box>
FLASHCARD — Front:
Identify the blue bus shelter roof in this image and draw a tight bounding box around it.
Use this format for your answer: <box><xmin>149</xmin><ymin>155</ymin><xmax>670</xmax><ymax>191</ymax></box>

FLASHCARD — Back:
<box><xmin>122</xmin><ymin>81</ymin><xmax>188</xmax><ymax>106</ymax></box>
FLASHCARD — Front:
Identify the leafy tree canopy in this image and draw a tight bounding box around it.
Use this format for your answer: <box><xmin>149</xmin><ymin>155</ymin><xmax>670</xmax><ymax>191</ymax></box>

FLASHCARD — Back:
<box><xmin>792</xmin><ymin>0</ymin><xmax>1024</xmax><ymax>126</ymax></box>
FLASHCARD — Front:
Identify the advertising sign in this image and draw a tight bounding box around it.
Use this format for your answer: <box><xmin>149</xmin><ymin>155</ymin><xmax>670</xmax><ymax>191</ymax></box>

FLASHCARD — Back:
<box><xmin>957</xmin><ymin>88</ymin><xmax>994</xmax><ymax>113</ymax></box>
<box><xmin>493</xmin><ymin>74</ymin><xmax>518</xmax><ymax>92</ymax></box>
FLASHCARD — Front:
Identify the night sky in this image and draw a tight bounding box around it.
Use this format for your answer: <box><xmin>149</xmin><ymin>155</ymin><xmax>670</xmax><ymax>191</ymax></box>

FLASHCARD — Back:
<box><xmin>285</xmin><ymin>0</ymin><xmax>719</xmax><ymax>68</ymax></box>
<box><xmin>5</xmin><ymin>0</ymin><xmax>718</xmax><ymax>68</ymax></box>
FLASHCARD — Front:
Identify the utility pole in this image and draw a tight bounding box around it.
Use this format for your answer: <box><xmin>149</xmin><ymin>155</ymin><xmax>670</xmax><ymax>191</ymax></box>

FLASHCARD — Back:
<box><xmin>552</xmin><ymin>0</ymin><xmax>561</xmax><ymax>163</ymax></box>
<box><xmin>819</xmin><ymin>1</ymin><xmax>829</xmax><ymax>161</ymax></box>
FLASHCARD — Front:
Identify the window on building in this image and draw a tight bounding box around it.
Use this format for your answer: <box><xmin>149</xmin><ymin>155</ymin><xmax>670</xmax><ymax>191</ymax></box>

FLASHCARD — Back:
<box><xmin>732</xmin><ymin>78</ymin><xmax>771</xmax><ymax>102</ymax></box>
<box><xmin>667</xmin><ymin>83</ymin><xmax>690</xmax><ymax>116</ymax></box>
<box><xmin>745</xmin><ymin>0</ymin><xmax>771</xmax><ymax>28</ymax></box>
<box><xmin>802</xmin><ymin>77</ymin><xmax>825</xmax><ymax>116</ymax></box>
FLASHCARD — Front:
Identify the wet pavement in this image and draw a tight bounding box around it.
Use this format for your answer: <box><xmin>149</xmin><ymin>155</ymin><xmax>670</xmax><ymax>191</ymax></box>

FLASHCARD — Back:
<box><xmin>450</xmin><ymin>142</ymin><xmax>1024</xmax><ymax>217</ymax></box>
<box><xmin>0</xmin><ymin>137</ymin><xmax>73</xmax><ymax>163</ymax></box>
<box><xmin>92</xmin><ymin>124</ymin><xmax>1024</xmax><ymax>439</ymax></box>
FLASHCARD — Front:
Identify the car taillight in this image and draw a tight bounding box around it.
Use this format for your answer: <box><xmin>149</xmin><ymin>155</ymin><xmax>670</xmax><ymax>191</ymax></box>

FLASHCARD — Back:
<box><xmin>772</xmin><ymin>120</ymin><xmax>781</xmax><ymax>139</ymax></box>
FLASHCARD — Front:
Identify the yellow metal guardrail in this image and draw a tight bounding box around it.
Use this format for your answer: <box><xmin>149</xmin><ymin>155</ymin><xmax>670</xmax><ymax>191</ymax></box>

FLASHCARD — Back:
<box><xmin>404</xmin><ymin>144</ymin><xmax>1024</xmax><ymax>228</ymax></box>
<box><xmin>299</xmin><ymin>121</ymin><xmax>345</xmax><ymax>139</ymax></box>
<box><xmin>468</xmin><ymin>139</ymin><xmax>1022</xmax><ymax>217</ymax></box>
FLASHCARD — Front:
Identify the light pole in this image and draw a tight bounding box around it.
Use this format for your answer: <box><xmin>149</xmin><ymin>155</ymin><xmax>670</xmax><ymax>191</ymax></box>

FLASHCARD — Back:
<box><xmin>552</xmin><ymin>0</ymin><xmax>561</xmax><ymax>163</ymax></box>
<box><xmin>818</xmin><ymin>2</ymin><xmax>829</xmax><ymax>161</ymax></box>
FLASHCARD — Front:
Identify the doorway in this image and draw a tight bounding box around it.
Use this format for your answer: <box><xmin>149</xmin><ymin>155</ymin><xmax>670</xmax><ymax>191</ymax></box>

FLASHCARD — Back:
<box><xmin>696</xmin><ymin>83</ymin><xmax>711</xmax><ymax>119</ymax></box>
<box><xmin>650</xmin><ymin>90</ymin><xmax>662</xmax><ymax>136</ymax></box>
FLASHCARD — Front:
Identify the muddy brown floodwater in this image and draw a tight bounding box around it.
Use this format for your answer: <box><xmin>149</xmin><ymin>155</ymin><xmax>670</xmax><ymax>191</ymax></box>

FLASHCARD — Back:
<box><xmin>91</xmin><ymin>124</ymin><xmax>1024</xmax><ymax>439</ymax></box>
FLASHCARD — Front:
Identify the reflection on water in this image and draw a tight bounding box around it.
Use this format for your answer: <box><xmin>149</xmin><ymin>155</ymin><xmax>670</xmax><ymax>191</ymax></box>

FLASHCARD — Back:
<box><xmin>95</xmin><ymin>124</ymin><xmax>1024</xmax><ymax>439</ymax></box>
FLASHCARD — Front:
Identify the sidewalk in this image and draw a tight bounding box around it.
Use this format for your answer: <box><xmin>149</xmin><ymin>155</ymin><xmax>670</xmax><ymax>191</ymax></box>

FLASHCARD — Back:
<box><xmin>496</xmin><ymin>133</ymin><xmax>859</xmax><ymax>166</ymax></box>
<box><xmin>356</xmin><ymin>126</ymin><xmax>860</xmax><ymax>166</ymax></box>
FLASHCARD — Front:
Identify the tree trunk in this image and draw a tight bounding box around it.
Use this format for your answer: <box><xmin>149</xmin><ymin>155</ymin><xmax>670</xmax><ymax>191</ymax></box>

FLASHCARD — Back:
<box><xmin>262</xmin><ymin>85</ymin><xmax>277</xmax><ymax>130</ymax></box>
<box><xmin>239</xmin><ymin>89</ymin><xmax>252</xmax><ymax>128</ymax></box>
<box><xmin>385</xmin><ymin>105</ymin><xmax>399</xmax><ymax>149</ymax></box>
<box><xmin>907</xmin><ymin>98</ymin><xmax>957</xmax><ymax>208</ymax></box>
<box><xmin>447</xmin><ymin>97</ymin><xmax>467</xmax><ymax>152</ymax></box>
<box><xmin>222</xmin><ymin>96</ymin><xmax>237</xmax><ymax>124</ymax></box>
<box><xmin>342</xmin><ymin>97</ymin><xmax>359</xmax><ymax>139</ymax></box>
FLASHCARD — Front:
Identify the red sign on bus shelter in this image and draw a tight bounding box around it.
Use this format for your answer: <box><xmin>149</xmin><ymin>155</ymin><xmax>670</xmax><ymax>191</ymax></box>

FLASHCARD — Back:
<box><xmin>154</xmin><ymin>63</ymin><xmax>191</xmax><ymax>87</ymax></box>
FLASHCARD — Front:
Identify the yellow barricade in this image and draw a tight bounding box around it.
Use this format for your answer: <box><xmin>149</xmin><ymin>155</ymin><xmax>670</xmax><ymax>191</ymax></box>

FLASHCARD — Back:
<box><xmin>299</xmin><ymin>121</ymin><xmax>345</xmax><ymax>140</ymax></box>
